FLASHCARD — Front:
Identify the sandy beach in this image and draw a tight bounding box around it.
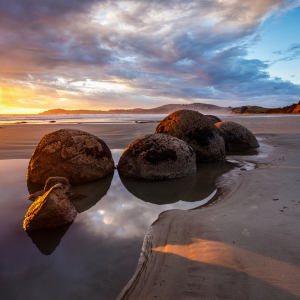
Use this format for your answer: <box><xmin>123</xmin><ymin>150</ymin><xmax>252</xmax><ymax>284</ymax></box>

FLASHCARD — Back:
<box><xmin>1</xmin><ymin>115</ymin><xmax>300</xmax><ymax>299</ymax></box>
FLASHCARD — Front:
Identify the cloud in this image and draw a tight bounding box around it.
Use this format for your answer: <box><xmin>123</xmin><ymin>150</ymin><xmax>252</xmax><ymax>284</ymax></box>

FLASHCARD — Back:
<box><xmin>0</xmin><ymin>0</ymin><xmax>299</xmax><ymax>111</ymax></box>
<box><xmin>273</xmin><ymin>42</ymin><xmax>300</xmax><ymax>61</ymax></box>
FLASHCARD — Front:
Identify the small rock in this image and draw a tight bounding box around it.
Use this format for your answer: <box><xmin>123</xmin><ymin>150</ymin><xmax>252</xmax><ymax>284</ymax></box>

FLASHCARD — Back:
<box><xmin>44</xmin><ymin>177</ymin><xmax>71</xmax><ymax>192</ymax></box>
<box><xmin>28</xmin><ymin>190</ymin><xmax>45</xmax><ymax>201</ymax></box>
<box><xmin>118</xmin><ymin>133</ymin><xmax>196</xmax><ymax>179</ymax></box>
<box><xmin>24</xmin><ymin>184</ymin><xmax>77</xmax><ymax>231</ymax></box>
<box><xmin>215</xmin><ymin>121</ymin><xmax>259</xmax><ymax>151</ymax></box>
<box><xmin>155</xmin><ymin>110</ymin><xmax>225</xmax><ymax>162</ymax></box>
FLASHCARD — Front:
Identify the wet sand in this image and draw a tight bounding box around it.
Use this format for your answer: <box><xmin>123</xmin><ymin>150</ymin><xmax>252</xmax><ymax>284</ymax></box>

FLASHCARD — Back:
<box><xmin>0</xmin><ymin>115</ymin><xmax>299</xmax><ymax>159</ymax></box>
<box><xmin>0</xmin><ymin>123</ymin><xmax>157</xmax><ymax>159</ymax></box>
<box><xmin>1</xmin><ymin>115</ymin><xmax>300</xmax><ymax>299</ymax></box>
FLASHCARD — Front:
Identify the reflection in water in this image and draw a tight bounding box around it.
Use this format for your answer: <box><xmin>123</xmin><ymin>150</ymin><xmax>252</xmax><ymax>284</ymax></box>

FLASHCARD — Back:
<box><xmin>69</xmin><ymin>172</ymin><xmax>114</xmax><ymax>213</ymax></box>
<box><xmin>27</xmin><ymin>180</ymin><xmax>44</xmax><ymax>194</ymax></box>
<box><xmin>120</xmin><ymin>160</ymin><xmax>235</xmax><ymax>204</ymax></box>
<box><xmin>185</xmin><ymin>160</ymin><xmax>236</xmax><ymax>202</ymax></box>
<box><xmin>120</xmin><ymin>174</ymin><xmax>196</xmax><ymax>204</ymax></box>
<box><xmin>27</xmin><ymin>222</ymin><xmax>73</xmax><ymax>255</ymax></box>
<box><xmin>0</xmin><ymin>153</ymin><xmax>238</xmax><ymax>300</ymax></box>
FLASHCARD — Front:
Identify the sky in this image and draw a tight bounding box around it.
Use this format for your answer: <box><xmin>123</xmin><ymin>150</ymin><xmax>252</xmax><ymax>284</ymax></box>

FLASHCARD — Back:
<box><xmin>0</xmin><ymin>0</ymin><xmax>299</xmax><ymax>114</ymax></box>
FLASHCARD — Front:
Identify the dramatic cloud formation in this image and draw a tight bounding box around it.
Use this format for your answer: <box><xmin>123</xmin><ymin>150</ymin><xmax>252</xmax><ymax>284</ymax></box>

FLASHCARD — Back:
<box><xmin>0</xmin><ymin>0</ymin><xmax>299</xmax><ymax>112</ymax></box>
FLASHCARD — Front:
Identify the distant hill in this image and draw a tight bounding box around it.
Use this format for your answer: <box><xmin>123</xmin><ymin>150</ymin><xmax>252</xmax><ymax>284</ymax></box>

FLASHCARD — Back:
<box><xmin>39</xmin><ymin>103</ymin><xmax>232</xmax><ymax>115</ymax></box>
<box><xmin>231</xmin><ymin>106</ymin><xmax>270</xmax><ymax>114</ymax></box>
<box><xmin>265</xmin><ymin>101</ymin><xmax>300</xmax><ymax>114</ymax></box>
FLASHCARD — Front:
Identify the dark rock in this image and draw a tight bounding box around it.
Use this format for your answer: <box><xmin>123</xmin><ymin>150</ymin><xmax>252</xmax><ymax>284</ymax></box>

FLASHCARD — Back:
<box><xmin>215</xmin><ymin>121</ymin><xmax>259</xmax><ymax>151</ymax></box>
<box><xmin>205</xmin><ymin>115</ymin><xmax>222</xmax><ymax>124</ymax></box>
<box><xmin>44</xmin><ymin>177</ymin><xmax>71</xmax><ymax>192</ymax></box>
<box><xmin>27</xmin><ymin>129</ymin><xmax>115</xmax><ymax>184</ymax></box>
<box><xmin>155</xmin><ymin>110</ymin><xmax>225</xmax><ymax>162</ymax></box>
<box><xmin>24</xmin><ymin>184</ymin><xmax>77</xmax><ymax>231</ymax></box>
<box><xmin>117</xmin><ymin>133</ymin><xmax>196</xmax><ymax>179</ymax></box>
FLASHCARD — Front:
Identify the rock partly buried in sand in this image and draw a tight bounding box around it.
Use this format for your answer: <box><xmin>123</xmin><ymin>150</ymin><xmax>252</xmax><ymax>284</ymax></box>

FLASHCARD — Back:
<box><xmin>205</xmin><ymin>115</ymin><xmax>222</xmax><ymax>124</ymax></box>
<box><xmin>24</xmin><ymin>184</ymin><xmax>77</xmax><ymax>231</ymax></box>
<box><xmin>215</xmin><ymin>121</ymin><xmax>259</xmax><ymax>152</ymax></box>
<box><xmin>27</xmin><ymin>129</ymin><xmax>115</xmax><ymax>184</ymax></box>
<box><xmin>118</xmin><ymin>133</ymin><xmax>196</xmax><ymax>179</ymax></box>
<box><xmin>155</xmin><ymin>110</ymin><xmax>225</xmax><ymax>162</ymax></box>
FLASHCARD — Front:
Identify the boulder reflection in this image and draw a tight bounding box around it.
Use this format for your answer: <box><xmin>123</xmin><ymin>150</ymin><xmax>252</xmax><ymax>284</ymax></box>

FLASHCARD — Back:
<box><xmin>27</xmin><ymin>180</ymin><xmax>44</xmax><ymax>195</ymax></box>
<box><xmin>120</xmin><ymin>174</ymin><xmax>196</xmax><ymax>205</ymax></box>
<box><xmin>184</xmin><ymin>160</ymin><xmax>236</xmax><ymax>202</ymax></box>
<box><xmin>119</xmin><ymin>160</ymin><xmax>236</xmax><ymax>205</ymax></box>
<box><xmin>68</xmin><ymin>172</ymin><xmax>114</xmax><ymax>213</ymax></box>
<box><xmin>27</xmin><ymin>222</ymin><xmax>73</xmax><ymax>255</ymax></box>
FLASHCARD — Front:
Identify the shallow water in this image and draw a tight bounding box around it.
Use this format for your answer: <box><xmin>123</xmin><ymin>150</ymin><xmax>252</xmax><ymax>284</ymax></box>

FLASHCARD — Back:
<box><xmin>0</xmin><ymin>151</ymin><xmax>236</xmax><ymax>300</ymax></box>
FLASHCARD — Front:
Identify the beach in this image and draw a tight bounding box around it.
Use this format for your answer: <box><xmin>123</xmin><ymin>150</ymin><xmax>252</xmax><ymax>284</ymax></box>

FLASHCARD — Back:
<box><xmin>0</xmin><ymin>115</ymin><xmax>300</xmax><ymax>299</ymax></box>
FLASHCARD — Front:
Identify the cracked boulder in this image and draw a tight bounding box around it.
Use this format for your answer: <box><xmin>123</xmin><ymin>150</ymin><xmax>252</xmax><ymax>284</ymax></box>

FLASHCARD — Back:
<box><xmin>155</xmin><ymin>110</ymin><xmax>225</xmax><ymax>162</ymax></box>
<box><xmin>24</xmin><ymin>183</ymin><xmax>77</xmax><ymax>231</ymax></box>
<box><xmin>27</xmin><ymin>129</ymin><xmax>115</xmax><ymax>184</ymax></box>
<box><xmin>215</xmin><ymin>121</ymin><xmax>260</xmax><ymax>151</ymax></box>
<box><xmin>117</xmin><ymin>133</ymin><xmax>196</xmax><ymax>179</ymax></box>
<box><xmin>28</xmin><ymin>177</ymin><xmax>71</xmax><ymax>201</ymax></box>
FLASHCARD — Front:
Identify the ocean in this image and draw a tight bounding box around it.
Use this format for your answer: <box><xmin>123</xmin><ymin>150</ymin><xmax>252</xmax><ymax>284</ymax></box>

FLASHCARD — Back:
<box><xmin>0</xmin><ymin>114</ymin><xmax>167</xmax><ymax>124</ymax></box>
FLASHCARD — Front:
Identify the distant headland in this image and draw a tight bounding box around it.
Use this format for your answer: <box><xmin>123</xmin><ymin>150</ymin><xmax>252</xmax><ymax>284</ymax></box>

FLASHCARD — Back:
<box><xmin>39</xmin><ymin>101</ymin><xmax>300</xmax><ymax>115</ymax></box>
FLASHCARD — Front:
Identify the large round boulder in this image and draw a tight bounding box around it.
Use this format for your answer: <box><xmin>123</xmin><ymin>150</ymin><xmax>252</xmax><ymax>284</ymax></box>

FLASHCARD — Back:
<box><xmin>155</xmin><ymin>110</ymin><xmax>225</xmax><ymax>162</ymax></box>
<box><xmin>205</xmin><ymin>115</ymin><xmax>222</xmax><ymax>124</ymax></box>
<box><xmin>27</xmin><ymin>129</ymin><xmax>115</xmax><ymax>184</ymax></box>
<box><xmin>215</xmin><ymin>121</ymin><xmax>259</xmax><ymax>151</ymax></box>
<box><xmin>117</xmin><ymin>133</ymin><xmax>196</xmax><ymax>179</ymax></box>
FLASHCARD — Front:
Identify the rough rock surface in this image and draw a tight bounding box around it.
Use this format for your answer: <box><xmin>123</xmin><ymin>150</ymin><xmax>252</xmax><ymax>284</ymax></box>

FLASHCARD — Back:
<box><xmin>28</xmin><ymin>190</ymin><xmax>45</xmax><ymax>201</ymax></box>
<box><xmin>205</xmin><ymin>115</ymin><xmax>222</xmax><ymax>124</ymax></box>
<box><xmin>44</xmin><ymin>177</ymin><xmax>71</xmax><ymax>192</ymax></box>
<box><xmin>155</xmin><ymin>110</ymin><xmax>225</xmax><ymax>162</ymax></box>
<box><xmin>27</xmin><ymin>129</ymin><xmax>115</xmax><ymax>184</ymax></box>
<box><xmin>28</xmin><ymin>177</ymin><xmax>71</xmax><ymax>202</ymax></box>
<box><xmin>24</xmin><ymin>184</ymin><xmax>77</xmax><ymax>231</ymax></box>
<box><xmin>215</xmin><ymin>121</ymin><xmax>259</xmax><ymax>151</ymax></box>
<box><xmin>117</xmin><ymin>133</ymin><xmax>196</xmax><ymax>179</ymax></box>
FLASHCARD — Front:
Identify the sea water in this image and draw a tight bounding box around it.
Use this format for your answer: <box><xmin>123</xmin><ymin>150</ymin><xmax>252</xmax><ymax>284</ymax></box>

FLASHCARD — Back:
<box><xmin>1</xmin><ymin>113</ymin><xmax>299</xmax><ymax>125</ymax></box>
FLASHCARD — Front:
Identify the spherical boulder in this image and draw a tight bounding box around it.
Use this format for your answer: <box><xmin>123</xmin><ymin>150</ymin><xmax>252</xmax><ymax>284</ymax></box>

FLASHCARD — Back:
<box><xmin>215</xmin><ymin>121</ymin><xmax>259</xmax><ymax>151</ymax></box>
<box><xmin>155</xmin><ymin>110</ymin><xmax>225</xmax><ymax>162</ymax></box>
<box><xmin>205</xmin><ymin>115</ymin><xmax>222</xmax><ymax>124</ymax></box>
<box><xmin>117</xmin><ymin>133</ymin><xmax>196</xmax><ymax>179</ymax></box>
<box><xmin>27</xmin><ymin>129</ymin><xmax>115</xmax><ymax>184</ymax></box>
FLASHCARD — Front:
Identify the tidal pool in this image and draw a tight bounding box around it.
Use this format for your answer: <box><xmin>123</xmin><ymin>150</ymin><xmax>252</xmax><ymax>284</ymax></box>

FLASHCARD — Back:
<box><xmin>0</xmin><ymin>150</ymin><xmax>236</xmax><ymax>300</ymax></box>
